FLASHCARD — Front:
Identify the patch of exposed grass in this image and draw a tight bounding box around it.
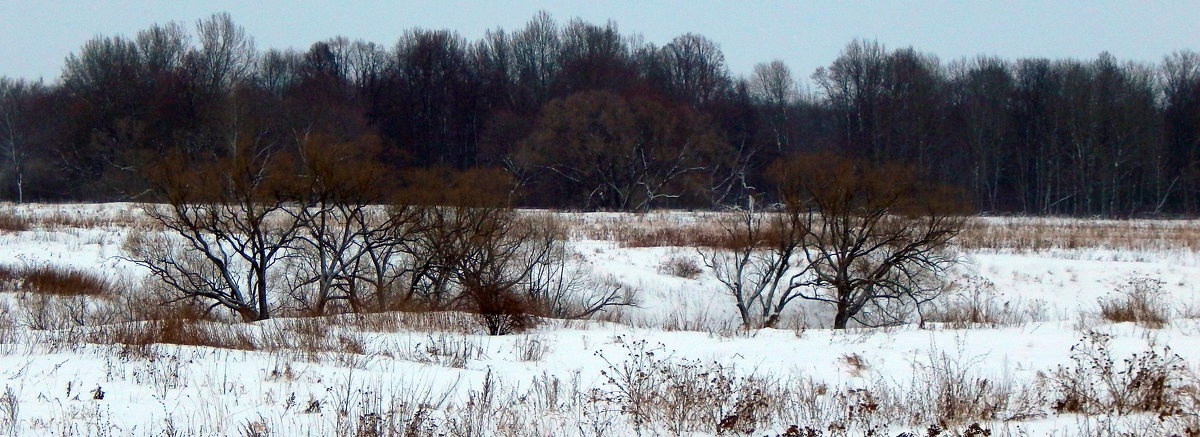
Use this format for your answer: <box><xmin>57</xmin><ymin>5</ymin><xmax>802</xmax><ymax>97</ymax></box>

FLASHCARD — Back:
<box><xmin>19</xmin><ymin>266</ymin><xmax>113</xmax><ymax>297</ymax></box>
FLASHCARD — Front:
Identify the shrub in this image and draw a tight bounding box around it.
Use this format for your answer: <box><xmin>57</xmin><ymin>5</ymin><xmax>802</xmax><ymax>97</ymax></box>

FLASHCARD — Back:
<box><xmin>0</xmin><ymin>263</ymin><xmax>113</xmax><ymax>297</ymax></box>
<box><xmin>907</xmin><ymin>350</ymin><xmax>1044</xmax><ymax>425</ymax></box>
<box><xmin>0</xmin><ymin>265</ymin><xmax>18</xmax><ymax>287</ymax></box>
<box><xmin>924</xmin><ymin>276</ymin><xmax>1041</xmax><ymax>328</ymax></box>
<box><xmin>1098</xmin><ymin>275</ymin><xmax>1169</xmax><ymax>328</ymax></box>
<box><xmin>596</xmin><ymin>336</ymin><xmax>775</xmax><ymax>434</ymax></box>
<box><xmin>468</xmin><ymin>285</ymin><xmax>537</xmax><ymax>335</ymax></box>
<box><xmin>658</xmin><ymin>255</ymin><xmax>702</xmax><ymax>279</ymax></box>
<box><xmin>1045</xmin><ymin>331</ymin><xmax>1190</xmax><ymax>415</ymax></box>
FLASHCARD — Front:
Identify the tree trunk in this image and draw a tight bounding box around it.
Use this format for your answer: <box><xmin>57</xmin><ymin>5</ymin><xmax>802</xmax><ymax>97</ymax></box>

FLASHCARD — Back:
<box><xmin>833</xmin><ymin>296</ymin><xmax>852</xmax><ymax>329</ymax></box>
<box><xmin>736</xmin><ymin>301</ymin><xmax>752</xmax><ymax>328</ymax></box>
<box><xmin>833</xmin><ymin>311</ymin><xmax>850</xmax><ymax>329</ymax></box>
<box><xmin>255</xmin><ymin>266</ymin><xmax>271</xmax><ymax>321</ymax></box>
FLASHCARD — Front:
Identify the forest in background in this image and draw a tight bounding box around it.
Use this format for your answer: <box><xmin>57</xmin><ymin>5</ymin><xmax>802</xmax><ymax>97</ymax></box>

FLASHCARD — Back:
<box><xmin>2</xmin><ymin>12</ymin><xmax>1200</xmax><ymax>216</ymax></box>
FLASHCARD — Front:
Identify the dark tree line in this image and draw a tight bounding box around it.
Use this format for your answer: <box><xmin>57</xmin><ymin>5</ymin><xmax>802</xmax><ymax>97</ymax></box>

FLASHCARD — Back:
<box><xmin>3</xmin><ymin>12</ymin><xmax>1200</xmax><ymax>216</ymax></box>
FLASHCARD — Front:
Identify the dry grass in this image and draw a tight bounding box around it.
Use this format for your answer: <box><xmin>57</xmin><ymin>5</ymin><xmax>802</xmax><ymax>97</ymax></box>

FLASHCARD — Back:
<box><xmin>0</xmin><ymin>301</ymin><xmax>13</xmax><ymax>347</ymax></box>
<box><xmin>392</xmin><ymin>332</ymin><xmax>486</xmax><ymax>368</ymax></box>
<box><xmin>958</xmin><ymin>217</ymin><xmax>1200</xmax><ymax>252</ymax></box>
<box><xmin>592</xmin><ymin>222</ymin><xmax>729</xmax><ymax>248</ymax></box>
<box><xmin>0</xmin><ymin>212</ymin><xmax>30</xmax><ymax>233</ymax></box>
<box><xmin>93</xmin><ymin>319</ymin><xmax>259</xmax><ymax>351</ymax></box>
<box><xmin>19</xmin><ymin>266</ymin><xmax>113</xmax><ymax>297</ymax></box>
<box><xmin>81</xmin><ymin>315</ymin><xmax>382</xmax><ymax>359</ymax></box>
<box><xmin>0</xmin><ymin>264</ymin><xmax>114</xmax><ymax>297</ymax></box>
<box><xmin>0</xmin><ymin>203</ymin><xmax>154</xmax><ymax>231</ymax></box>
<box><xmin>332</xmin><ymin>310</ymin><xmax>481</xmax><ymax>334</ymax></box>
<box><xmin>557</xmin><ymin>211</ymin><xmax>1200</xmax><ymax>253</ymax></box>
<box><xmin>513</xmin><ymin>334</ymin><xmax>552</xmax><ymax>362</ymax></box>
<box><xmin>840</xmin><ymin>353</ymin><xmax>869</xmax><ymax>377</ymax></box>
<box><xmin>907</xmin><ymin>350</ymin><xmax>1044</xmax><ymax>426</ymax></box>
<box><xmin>9</xmin><ymin>205</ymin><xmax>1198</xmax><ymax>253</ymax></box>
<box><xmin>0</xmin><ymin>386</ymin><xmax>16</xmax><ymax>437</ymax></box>
<box><xmin>555</xmin><ymin>211</ymin><xmax>762</xmax><ymax>249</ymax></box>
<box><xmin>33</xmin><ymin>210</ymin><xmax>143</xmax><ymax>229</ymax></box>
<box><xmin>0</xmin><ymin>265</ymin><xmax>18</xmax><ymax>286</ymax></box>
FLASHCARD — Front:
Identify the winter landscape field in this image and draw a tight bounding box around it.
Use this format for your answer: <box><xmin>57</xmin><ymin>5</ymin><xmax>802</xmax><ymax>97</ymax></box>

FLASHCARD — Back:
<box><xmin>0</xmin><ymin>203</ymin><xmax>1196</xmax><ymax>436</ymax></box>
<box><xmin>6</xmin><ymin>2</ymin><xmax>1200</xmax><ymax>436</ymax></box>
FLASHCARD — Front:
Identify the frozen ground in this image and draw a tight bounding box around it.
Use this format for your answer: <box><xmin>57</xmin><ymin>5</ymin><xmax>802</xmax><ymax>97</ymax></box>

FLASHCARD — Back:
<box><xmin>0</xmin><ymin>203</ymin><xmax>1197</xmax><ymax>436</ymax></box>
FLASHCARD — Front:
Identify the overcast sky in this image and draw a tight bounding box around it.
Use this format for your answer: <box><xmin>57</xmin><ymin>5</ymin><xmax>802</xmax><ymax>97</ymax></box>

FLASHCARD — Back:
<box><xmin>2</xmin><ymin>1</ymin><xmax>1198</xmax><ymax>84</ymax></box>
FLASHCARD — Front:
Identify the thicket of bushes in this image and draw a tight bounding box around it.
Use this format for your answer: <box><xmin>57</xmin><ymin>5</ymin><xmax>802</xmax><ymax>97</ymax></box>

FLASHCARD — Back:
<box><xmin>120</xmin><ymin>145</ymin><xmax>631</xmax><ymax>332</ymax></box>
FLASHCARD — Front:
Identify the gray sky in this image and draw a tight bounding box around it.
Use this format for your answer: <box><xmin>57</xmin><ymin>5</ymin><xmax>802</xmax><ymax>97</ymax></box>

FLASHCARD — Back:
<box><xmin>2</xmin><ymin>1</ymin><xmax>1199</xmax><ymax>84</ymax></box>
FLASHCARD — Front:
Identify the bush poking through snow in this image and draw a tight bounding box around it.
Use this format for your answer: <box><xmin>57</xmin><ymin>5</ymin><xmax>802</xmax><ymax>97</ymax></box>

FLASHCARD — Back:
<box><xmin>908</xmin><ymin>350</ymin><xmax>1045</xmax><ymax>425</ymax></box>
<box><xmin>1045</xmin><ymin>332</ymin><xmax>1191</xmax><ymax>415</ymax></box>
<box><xmin>1098</xmin><ymin>275</ymin><xmax>1170</xmax><ymax>328</ymax></box>
<box><xmin>839</xmin><ymin>353</ymin><xmax>869</xmax><ymax>377</ymax></box>
<box><xmin>924</xmin><ymin>276</ymin><xmax>1042</xmax><ymax>329</ymax></box>
<box><xmin>658</xmin><ymin>255</ymin><xmax>703</xmax><ymax>279</ymax></box>
<box><xmin>469</xmin><ymin>284</ymin><xmax>537</xmax><ymax>335</ymax></box>
<box><xmin>596</xmin><ymin>336</ymin><xmax>775</xmax><ymax>434</ymax></box>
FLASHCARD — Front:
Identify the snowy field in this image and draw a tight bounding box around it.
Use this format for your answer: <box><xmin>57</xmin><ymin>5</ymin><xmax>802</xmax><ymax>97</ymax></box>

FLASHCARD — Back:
<box><xmin>0</xmin><ymin>203</ymin><xmax>1197</xmax><ymax>436</ymax></box>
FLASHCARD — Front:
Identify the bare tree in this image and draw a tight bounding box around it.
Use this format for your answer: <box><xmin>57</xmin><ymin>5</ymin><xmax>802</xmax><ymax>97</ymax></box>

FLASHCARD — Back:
<box><xmin>0</xmin><ymin>79</ymin><xmax>33</xmax><ymax>203</ymax></box>
<box><xmin>518</xmin><ymin>90</ymin><xmax>725</xmax><ymax>211</ymax></box>
<box><xmin>700</xmin><ymin>205</ymin><xmax>806</xmax><ymax>328</ymax></box>
<box><xmin>191</xmin><ymin>12</ymin><xmax>256</xmax><ymax>91</ymax></box>
<box><xmin>557</xmin><ymin>18</ymin><xmax>633</xmax><ymax>93</ymax></box>
<box><xmin>751</xmin><ymin>60</ymin><xmax>799</xmax><ymax>153</ymax></box>
<box><xmin>772</xmin><ymin>153</ymin><xmax>964</xmax><ymax>329</ymax></box>
<box><xmin>660</xmin><ymin>33</ymin><xmax>731</xmax><ymax>106</ymax></box>
<box><xmin>345</xmin><ymin>40</ymin><xmax>392</xmax><ymax>90</ymax></box>
<box><xmin>1159</xmin><ymin>51</ymin><xmax>1200</xmax><ymax>212</ymax></box>
<box><xmin>813</xmin><ymin>39</ymin><xmax>889</xmax><ymax>160</ymax></box>
<box><xmin>398</xmin><ymin>169</ymin><xmax>546</xmax><ymax>333</ymax></box>
<box><xmin>136</xmin><ymin>22</ymin><xmax>190</xmax><ymax>74</ymax></box>
<box><xmin>124</xmin><ymin>144</ymin><xmax>301</xmax><ymax>322</ymax></box>
<box><xmin>284</xmin><ymin>133</ymin><xmax>397</xmax><ymax>314</ymax></box>
<box><xmin>255</xmin><ymin>48</ymin><xmax>302</xmax><ymax>96</ymax></box>
<box><xmin>947</xmin><ymin>56</ymin><xmax>1012</xmax><ymax>212</ymax></box>
<box><xmin>512</xmin><ymin>11</ymin><xmax>561</xmax><ymax>105</ymax></box>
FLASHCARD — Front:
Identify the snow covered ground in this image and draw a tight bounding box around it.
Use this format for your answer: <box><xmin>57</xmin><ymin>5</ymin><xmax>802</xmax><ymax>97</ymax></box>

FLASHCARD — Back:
<box><xmin>0</xmin><ymin>203</ymin><xmax>1197</xmax><ymax>436</ymax></box>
